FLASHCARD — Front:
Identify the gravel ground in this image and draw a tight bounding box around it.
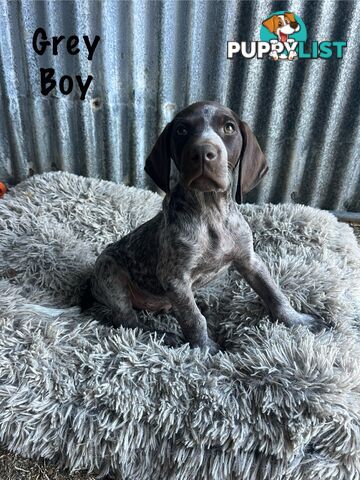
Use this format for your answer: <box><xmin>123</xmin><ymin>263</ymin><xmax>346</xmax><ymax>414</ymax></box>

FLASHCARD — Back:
<box><xmin>0</xmin><ymin>446</ymin><xmax>100</xmax><ymax>480</ymax></box>
<box><xmin>1</xmin><ymin>223</ymin><xmax>359</xmax><ymax>480</ymax></box>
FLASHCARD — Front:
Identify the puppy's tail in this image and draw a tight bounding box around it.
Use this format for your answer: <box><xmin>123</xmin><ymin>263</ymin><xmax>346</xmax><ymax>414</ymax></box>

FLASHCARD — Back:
<box><xmin>80</xmin><ymin>278</ymin><xmax>95</xmax><ymax>312</ymax></box>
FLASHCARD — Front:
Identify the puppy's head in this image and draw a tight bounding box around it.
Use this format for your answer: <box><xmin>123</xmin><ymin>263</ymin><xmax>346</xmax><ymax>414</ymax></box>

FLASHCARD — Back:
<box><xmin>145</xmin><ymin>101</ymin><xmax>268</xmax><ymax>203</ymax></box>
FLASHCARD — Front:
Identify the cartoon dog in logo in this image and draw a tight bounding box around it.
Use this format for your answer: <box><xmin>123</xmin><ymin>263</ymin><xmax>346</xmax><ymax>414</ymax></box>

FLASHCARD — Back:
<box><xmin>262</xmin><ymin>12</ymin><xmax>300</xmax><ymax>60</ymax></box>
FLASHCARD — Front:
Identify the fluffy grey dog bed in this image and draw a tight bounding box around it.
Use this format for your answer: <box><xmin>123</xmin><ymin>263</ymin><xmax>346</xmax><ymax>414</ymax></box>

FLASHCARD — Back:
<box><xmin>0</xmin><ymin>172</ymin><xmax>360</xmax><ymax>480</ymax></box>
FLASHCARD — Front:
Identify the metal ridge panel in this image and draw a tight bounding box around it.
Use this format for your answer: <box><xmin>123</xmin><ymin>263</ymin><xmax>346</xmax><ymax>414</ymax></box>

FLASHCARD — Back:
<box><xmin>0</xmin><ymin>0</ymin><xmax>358</xmax><ymax>211</ymax></box>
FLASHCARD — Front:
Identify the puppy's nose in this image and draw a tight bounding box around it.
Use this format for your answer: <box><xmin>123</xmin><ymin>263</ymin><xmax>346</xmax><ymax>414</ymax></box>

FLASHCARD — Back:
<box><xmin>190</xmin><ymin>143</ymin><xmax>218</xmax><ymax>163</ymax></box>
<box><xmin>290</xmin><ymin>21</ymin><xmax>298</xmax><ymax>29</ymax></box>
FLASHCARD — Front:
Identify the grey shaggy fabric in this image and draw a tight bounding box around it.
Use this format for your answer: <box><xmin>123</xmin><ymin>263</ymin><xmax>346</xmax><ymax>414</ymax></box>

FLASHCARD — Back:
<box><xmin>0</xmin><ymin>171</ymin><xmax>360</xmax><ymax>480</ymax></box>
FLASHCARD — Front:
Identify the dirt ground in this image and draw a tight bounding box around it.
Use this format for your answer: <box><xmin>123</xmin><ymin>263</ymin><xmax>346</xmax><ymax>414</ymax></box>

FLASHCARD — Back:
<box><xmin>1</xmin><ymin>224</ymin><xmax>359</xmax><ymax>480</ymax></box>
<box><xmin>0</xmin><ymin>447</ymin><xmax>100</xmax><ymax>480</ymax></box>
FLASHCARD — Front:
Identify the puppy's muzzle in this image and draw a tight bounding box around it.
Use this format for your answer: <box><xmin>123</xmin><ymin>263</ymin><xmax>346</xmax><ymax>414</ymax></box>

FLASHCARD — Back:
<box><xmin>190</xmin><ymin>143</ymin><xmax>218</xmax><ymax>163</ymax></box>
<box><xmin>181</xmin><ymin>141</ymin><xmax>228</xmax><ymax>192</ymax></box>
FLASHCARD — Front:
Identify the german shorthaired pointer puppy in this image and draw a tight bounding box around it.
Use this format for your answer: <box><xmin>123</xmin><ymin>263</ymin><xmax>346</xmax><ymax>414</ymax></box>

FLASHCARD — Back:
<box><xmin>82</xmin><ymin>101</ymin><xmax>324</xmax><ymax>354</ymax></box>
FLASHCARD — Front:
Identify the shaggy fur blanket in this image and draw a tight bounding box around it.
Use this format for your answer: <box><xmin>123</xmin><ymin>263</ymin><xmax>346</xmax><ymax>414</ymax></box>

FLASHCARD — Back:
<box><xmin>0</xmin><ymin>172</ymin><xmax>360</xmax><ymax>480</ymax></box>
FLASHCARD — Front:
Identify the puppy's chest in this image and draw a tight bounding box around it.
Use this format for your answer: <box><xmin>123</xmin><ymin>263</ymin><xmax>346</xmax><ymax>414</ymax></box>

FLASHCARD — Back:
<box><xmin>183</xmin><ymin>222</ymin><xmax>234</xmax><ymax>284</ymax></box>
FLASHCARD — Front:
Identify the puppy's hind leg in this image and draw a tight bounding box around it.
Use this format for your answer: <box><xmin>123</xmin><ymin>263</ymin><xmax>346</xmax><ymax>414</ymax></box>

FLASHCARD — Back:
<box><xmin>91</xmin><ymin>254</ymin><xmax>180</xmax><ymax>346</ymax></box>
<box><xmin>91</xmin><ymin>254</ymin><xmax>140</xmax><ymax>329</ymax></box>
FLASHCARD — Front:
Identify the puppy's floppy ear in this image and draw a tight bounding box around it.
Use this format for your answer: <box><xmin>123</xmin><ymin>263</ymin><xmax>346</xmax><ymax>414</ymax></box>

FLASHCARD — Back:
<box><xmin>235</xmin><ymin>120</ymin><xmax>268</xmax><ymax>203</ymax></box>
<box><xmin>144</xmin><ymin>122</ymin><xmax>173</xmax><ymax>193</ymax></box>
<box><xmin>262</xmin><ymin>15</ymin><xmax>277</xmax><ymax>33</ymax></box>
<box><xmin>284</xmin><ymin>12</ymin><xmax>296</xmax><ymax>23</ymax></box>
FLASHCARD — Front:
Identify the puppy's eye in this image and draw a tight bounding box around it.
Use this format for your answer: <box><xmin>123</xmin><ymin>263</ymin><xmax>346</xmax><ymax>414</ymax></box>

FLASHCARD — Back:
<box><xmin>176</xmin><ymin>125</ymin><xmax>188</xmax><ymax>136</ymax></box>
<box><xmin>224</xmin><ymin>122</ymin><xmax>236</xmax><ymax>134</ymax></box>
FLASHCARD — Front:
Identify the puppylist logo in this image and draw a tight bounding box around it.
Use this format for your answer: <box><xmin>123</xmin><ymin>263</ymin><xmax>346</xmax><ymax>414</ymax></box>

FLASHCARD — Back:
<box><xmin>227</xmin><ymin>11</ymin><xmax>347</xmax><ymax>61</ymax></box>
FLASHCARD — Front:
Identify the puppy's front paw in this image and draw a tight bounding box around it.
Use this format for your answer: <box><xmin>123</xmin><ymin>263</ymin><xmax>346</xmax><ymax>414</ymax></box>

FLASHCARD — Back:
<box><xmin>278</xmin><ymin>309</ymin><xmax>327</xmax><ymax>333</ymax></box>
<box><xmin>159</xmin><ymin>331</ymin><xmax>183</xmax><ymax>347</ymax></box>
<box><xmin>192</xmin><ymin>337</ymin><xmax>221</xmax><ymax>355</ymax></box>
<box><xmin>206</xmin><ymin>338</ymin><xmax>221</xmax><ymax>355</ymax></box>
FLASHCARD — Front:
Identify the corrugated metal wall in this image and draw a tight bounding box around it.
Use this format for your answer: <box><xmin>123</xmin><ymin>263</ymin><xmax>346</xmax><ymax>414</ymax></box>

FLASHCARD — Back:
<box><xmin>0</xmin><ymin>0</ymin><xmax>359</xmax><ymax>211</ymax></box>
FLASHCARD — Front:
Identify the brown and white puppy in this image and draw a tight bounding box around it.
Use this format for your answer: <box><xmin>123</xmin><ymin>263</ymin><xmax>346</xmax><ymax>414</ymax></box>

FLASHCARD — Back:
<box><xmin>82</xmin><ymin>101</ymin><xmax>325</xmax><ymax>354</ymax></box>
<box><xmin>262</xmin><ymin>12</ymin><xmax>300</xmax><ymax>60</ymax></box>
